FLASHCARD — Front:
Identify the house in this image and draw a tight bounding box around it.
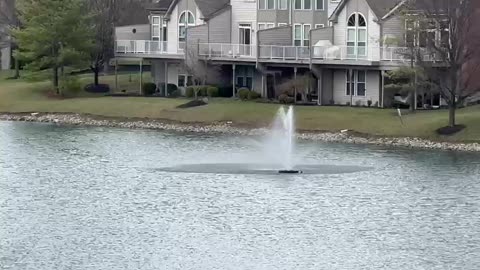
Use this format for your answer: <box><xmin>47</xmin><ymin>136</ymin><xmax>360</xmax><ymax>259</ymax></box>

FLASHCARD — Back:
<box><xmin>113</xmin><ymin>0</ymin><xmax>459</xmax><ymax>107</ymax></box>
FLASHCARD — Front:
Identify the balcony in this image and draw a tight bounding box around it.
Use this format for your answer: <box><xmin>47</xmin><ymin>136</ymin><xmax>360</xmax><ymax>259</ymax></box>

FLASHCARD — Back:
<box><xmin>115</xmin><ymin>40</ymin><xmax>184</xmax><ymax>58</ymax></box>
<box><xmin>199</xmin><ymin>43</ymin><xmax>256</xmax><ymax>60</ymax></box>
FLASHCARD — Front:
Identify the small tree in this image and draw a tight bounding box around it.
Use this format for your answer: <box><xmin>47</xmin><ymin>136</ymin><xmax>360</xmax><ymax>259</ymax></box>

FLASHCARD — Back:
<box><xmin>13</xmin><ymin>0</ymin><xmax>93</xmax><ymax>94</ymax></box>
<box><xmin>385</xmin><ymin>66</ymin><xmax>430</xmax><ymax>108</ymax></box>
<box><xmin>277</xmin><ymin>74</ymin><xmax>310</xmax><ymax>103</ymax></box>
<box><xmin>183</xmin><ymin>43</ymin><xmax>219</xmax><ymax>99</ymax></box>
<box><xmin>413</xmin><ymin>0</ymin><xmax>480</xmax><ymax>127</ymax></box>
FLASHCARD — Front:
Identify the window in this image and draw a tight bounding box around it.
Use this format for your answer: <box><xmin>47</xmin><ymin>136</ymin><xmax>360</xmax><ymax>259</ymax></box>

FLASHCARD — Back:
<box><xmin>347</xmin><ymin>13</ymin><xmax>367</xmax><ymax>57</ymax></box>
<box><xmin>178</xmin><ymin>74</ymin><xmax>193</xmax><ymax>88</ymax></box>
<box><xmin>316</xmin><ymin>0</ymin><xmax>324</xmax><ymax>10</ymax></box>
<box><xmin>303</xmin><ymin>24</ymin><xmax>311</xmax><ymax>47</ymax></box>
<box><xmin>295</xmin><ymin>0</ymin><xmax>302</xmax><ymax>9</ymax></box>
<box><xmin>259</xmin><ymin>0</ymin><xmax>275</xmax><ymax>9</ymax></box>
<box><xmin>236</xmin><ymin>66</ymin><xmax>254</xmax><ymax>90</ymax></box>
<box><xmin>152</xmin><ymin>16</ymin><xmax>161</xmax><ymax>41</ymax></box>
<box><xmin>259</xmin><ymin>23</ymin><xmax>275</xmax><ymax>30</ymax></box>
<box><xmin>346</xmin><ymin>70</ymin><xmax>366</xmax><ymax>96</ymax></box>
<box><xmin>179</xmin><ymin>11</ymin><xmax>195</xmax><ymax>42</ymax></box>
<box><xmin>278</xmin><ymin>23</ymin><xmax>288</xmax><ymax>27</ymax></box>
<box><xmin>405</xmin><ymin>18</ymin><xmax>448</xmax><ymax>48</ymax></box>
<box><xmin>278</xmin><ymin>0</ymin><xmax>288</xmax><ymax>10</ymax></box>
<box><xmin>294</xmin><ymin>24</ymin><xmax>310</xmax><ymax>46</ymax></box>
<box><xmin>315</xmin><ymin>24</ymin><xmax>324</xmax><ymax>28</ymax></box>
<box><xmin>295</xmin><ymin>0</ymin><xmax>312</xmax><ymax>10</ymax></box>
<box><xmin>267</xmin><ymin>23</ymin><xmax>275</xmax><ymax>28</ymax></box>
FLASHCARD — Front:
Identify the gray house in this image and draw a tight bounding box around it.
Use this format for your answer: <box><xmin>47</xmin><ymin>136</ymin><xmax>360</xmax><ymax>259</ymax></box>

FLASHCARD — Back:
<box><xmin>114</xmin><ymin>0</ymin><xmax>444</xmax><ymax>107</ymax></box>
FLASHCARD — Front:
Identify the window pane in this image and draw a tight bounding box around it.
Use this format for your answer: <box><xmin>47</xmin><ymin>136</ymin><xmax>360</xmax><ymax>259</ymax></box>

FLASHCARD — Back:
<box><xmin>347</xmin><ymin>29</ymin><xmax>356</xmax><ymax>41</ymax></box>
<box><xmin>357</xmin><ymin>70</ymin><xmax>366</xmax><ymax>82</ymax></box>
<box><xmin>358</xmin><ymin>29</ymin><xmax>366</xmax><ymax>41</ymax></box>
<box><xmin>162</xmin><ymin>27</ymin><xmax>168</xmax><ymax>41</ymax></box>
<box><xmin>258</xmin><ymin>24</ymin><xmax>266</xmax><ymax>30</ymax></box>
<box><xmin>358</xmin><ymin>15</ymin><xmax>366</xmax><ymax>26</ymax></box>
<box><xmin>187</xmin><ymin>76</ymin><xmax>194</xmax><ymax>86</ymax></box>
<box><xmin>294</xmin><ymin>40</ymin><xmax>302</xmax><ymax>46</ymax></box>
<box><xmin>153</xmin><ymin>26</ymin><xmax>160</xmax><ymax>37</ymax></box>
<box><xmin>303</xmin><ymin>25</ymin><xmax>311</xmax><ymax>39</ymax></box>
<box><xmin>295</xmin><ymin>0</ymin><xmax>302</xmax><ymax>9</ymax></box>
<box><xmin>246</xmin><ymin>77</ymin><xmax>253</xmax><ymax>90</ymax></box>
<box><xmin>304</xmin><ymin>0</ymin><xmax>311</xmax><ymax>9</ymax></box>
<box><xmin>279</xmin><ymin>0</ymin><xmax>287</xmax><ymax>9</ymax></box>
<box><xmin>178</xmin><ymin>75</ymin><xmax>185</xmax><ymax>87</ymax></box>
<box><xmin>267</xmin><ymin>23</ymin><xmax>275</xmax><ymax>28</ymax></box>
<box><xmin>259</xmin><ymin>0</ymin><xmax>266</xmax><ymax>9</ymax></box>
<box><xmin>179</xmin><ymin>26</ymin><xmax>186</xmax><ymax>41</ymax></box>
<box><xmin>236</xmin><ymin>77</ymin><xmax>244</xmax><ymax>87</ymax></box>
<box><xmin>294</xmin><ymin>25</ymin><xmax>302</xmax><ymax>39</ymax></box>
<box><xmin>179</xmin><ymin>14</ymin><xmax>185</xmax><ymax>24</ymax></box>
<box><xmin>316</xmin><ymin>0</ymin><xmax>323</xmax><ymax>9</ymax></box>
<box><xmin>357</xmin><ymin>83</ymin><xmax>366</xmax><ymax>96</ymax></box>
<box><xmin>153</xmin><ymin>17</ymin><xmax>160</xmax><ymax>24</ymax></box>
<box><xmin>267</xmin><ymin>0</ymin><xmax>275</xmax><ymax>9</ymax></box>
<box><xmin>348</xmin><ymin>15</ymin><xmax>356</xmax><ymax>26</ymax></box>
<box><xmin>188</xmin><ymin>13</ymin><xmax>195</xmax><ymax>24</ymax></box>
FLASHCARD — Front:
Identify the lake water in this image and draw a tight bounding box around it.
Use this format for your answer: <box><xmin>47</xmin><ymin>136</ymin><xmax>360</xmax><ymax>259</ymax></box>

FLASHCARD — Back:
<box><xmin>1</xmin><ymin>121</ymin><xmax>480</xmax><ymax>269</ymax></box>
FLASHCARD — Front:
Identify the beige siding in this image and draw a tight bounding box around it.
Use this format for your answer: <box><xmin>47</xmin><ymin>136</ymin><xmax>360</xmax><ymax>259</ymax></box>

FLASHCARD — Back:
<box><xmin>258</xmin><ymin>27</ymin><xmax>293</xmax><ymax>46</ymax></box>
<box><xmin>188</xmin><ymin>24</ymin><xmax>208</xmax><ymax>43</ymax></box>
<box><xmin>231</xmin><ymin>0</ymin><xmax>257</xmax><ymax>45</ymax></box>
<box><xmin>311</xmin><ymin>27</ymin><xmax>333</xmax><ymax>44</ymax></box>
<box><xmin>208</xmin><ymin>8</ymin><xmax>232</xmax><ymax>43</ymax></box>
<box><xmin>333</xmin><ymin>7</ymin><xmax>347</xmax><ymax>45</ymax></box>
<box><xmin>382</xmin><ymin>16</ymin><xmax>405</xmax><ymax>46</ymax></box>
<box><xmin>115</xmin><ymin>25</ymin><xmax>150</xmax><ymax>40</ymax></box>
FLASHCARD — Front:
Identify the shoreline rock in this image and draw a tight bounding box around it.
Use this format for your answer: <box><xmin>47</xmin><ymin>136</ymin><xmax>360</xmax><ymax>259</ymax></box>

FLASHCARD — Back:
<box><xmin>1</xmin><ymin>112</ymin><xmax>479</xmax><ymax>152</ymax></box>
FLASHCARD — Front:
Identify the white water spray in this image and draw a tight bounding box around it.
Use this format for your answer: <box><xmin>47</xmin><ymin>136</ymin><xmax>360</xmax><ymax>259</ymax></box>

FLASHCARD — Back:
<box><xmin>263</xmin><ymin>106</ymin><xmax>296</xmax><ymax>170</ymax></box>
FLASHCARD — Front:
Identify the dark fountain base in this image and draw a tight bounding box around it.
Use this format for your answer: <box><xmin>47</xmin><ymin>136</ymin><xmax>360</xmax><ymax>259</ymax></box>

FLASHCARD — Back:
<box><xmin>278</xmin><ymin>170</ymin><xmax>303</xmax><ymax>174</ymax></box>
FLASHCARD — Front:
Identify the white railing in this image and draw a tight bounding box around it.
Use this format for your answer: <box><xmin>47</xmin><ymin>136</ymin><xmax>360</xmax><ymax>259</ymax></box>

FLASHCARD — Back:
<box><xmin>311</xmin><ymin>45</ymin><xmax>442</xmax><ymax>62</ymax></box>
<box><xmin>199</xmin><ymin>43</ymin><xmax>256</xmax><ymax>59</ymax></box>
<box><xmin>258</xmin><ymin>45</ymin><xmax>310</xmax><ymax>60</ymax></box>
<box><xmin>115</xmin><ymin>40</ymin><xmax>183</xmax><ymax>55</ymax></box>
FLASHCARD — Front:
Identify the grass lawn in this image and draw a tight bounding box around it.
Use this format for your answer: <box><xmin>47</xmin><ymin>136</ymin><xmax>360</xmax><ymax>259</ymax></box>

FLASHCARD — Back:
<box><xmin>0</xmin><ymin>70</ymin><xmax>479</xmax><ymax>142</ymax></box>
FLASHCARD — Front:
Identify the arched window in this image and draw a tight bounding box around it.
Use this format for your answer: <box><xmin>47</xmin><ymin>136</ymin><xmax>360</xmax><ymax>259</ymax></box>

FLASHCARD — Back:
<box><xmin>179</xmin><ymin>11</ymin><xmax>195</xmax><ymax>42</ymax></box>
<box><xmin>347</xmin><ymin>13</ymin><xmax>367</xmax><ymax>57</ymax></box>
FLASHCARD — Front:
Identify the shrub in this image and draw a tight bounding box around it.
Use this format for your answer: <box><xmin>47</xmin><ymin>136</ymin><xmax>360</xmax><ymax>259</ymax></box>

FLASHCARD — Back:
<box><xmin>84</xmin><ymin>83</ymin><xmax>110</xmax><ymax>93</ymax></box>
<box><xmin>60</xmin><ymin>76</ymin><xmax>82</xmax><ymax>97</ymax></box>
<box><xmin>186</xmin><ymin>86</ymin><xmax>195</xmax><ymax>98</ymax></box>
<box><xmin>374</xmin><ymin>101</ymin><xmax>379</xmax><ymax>107</ymax></box>
<box><xmin>160</xmin><ymin>83</ymin><xmax>178</xmax><ymax>96</ymax></box>
<box><xmin>218</xmin><ymin>85</ymin><xmax>233</xmax><ymax>97</ymax></box>
<box><xmin>142</xmin><ymin>82</ymin><xmax>157</xmax><ymax>96</ymax></box>
<box><xmin>278</xmin><ymin>94</ymin><xmax>295</xmax><ymax>104</ymax></box>
<box><xmin>346</xmin><ymin>102</ymin><xmax>351</xmax><ymax>106</ymax></box>
<box><xmin>198</xmin><ymin>86</ymin><xmax>208</xmax><ymax>97</ymax></box>
<box><xmin>367</xmin><ymin>100</ymin><xmax>373</xmax><ymax>107</ymax></box>
<box><xmin>248</xmin><ymin>91</ymin><xmax>261</xmax><ymax>100</ymax></box>
<box><xmin>355</xmin><ymin>100</ymin><xmax>362</xmax><ymax>107</ymax></box>
<box><xmin>207</xmin><ymin>86</ymin><xmax>219</xmax><ymax>97</ymax></box>
<box><xmin>169</xmin><ymin>89</ymin><xmax>182</xmax><ymax>98</ymax></box>
<box><xmin>238</xmin><ymin>88</ymin><xmax>250</xmax><ymax>100</ymax></box>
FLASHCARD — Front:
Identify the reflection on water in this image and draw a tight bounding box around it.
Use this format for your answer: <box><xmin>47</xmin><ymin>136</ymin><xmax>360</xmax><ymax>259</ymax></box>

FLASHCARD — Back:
<box><xmin>1</xmin><ymin>122</ymin><xmax>480</xmax><ymax>269</ymax></box>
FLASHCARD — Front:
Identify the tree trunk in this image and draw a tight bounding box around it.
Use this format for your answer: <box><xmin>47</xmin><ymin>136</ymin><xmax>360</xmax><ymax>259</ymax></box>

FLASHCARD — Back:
<box><xmin>14</xmin><ymin>57</ymin><xmax>20</xmax><ymax>79</ymax></box>
<box><xmin>53</xmin><ymin>66</ymin><xmax>59</xmax><ymax>95</ymax></box>
<box><xmin>94</xmin><ymin>69</ymin><xmax>99</xmax><ymax>86</ymax></box>
<box><xmin>449</xmin><ymin>101</ymin><xmax>456</xmax><ymax>127</ymax></box>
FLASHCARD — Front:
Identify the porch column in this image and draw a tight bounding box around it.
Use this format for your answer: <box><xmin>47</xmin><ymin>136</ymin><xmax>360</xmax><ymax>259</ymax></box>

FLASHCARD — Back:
<box><xmin>294</xmin><ymin>67</ymin><xmax>298</xmax><ymax>101</ymax></box>
<box><xmin>164</xmin><ymin>61</ymin><xmax>168</xmax><ymax>96</ymax></box>
<box><xmin>317</xmin><ymin>69</ymin><xmax>323</xmax><ymax>106</ymax></box>
<box><xmin>381</xmin><ymin>70</ymin><xmax>385</xmax><ymax>108</ymax></box>
<box><xmin>349</xmin><ymin>69</ymin><xmax>353</xmax><ymax>107</ymax></box>
<box><xmin>114</xmin><ymin>58</ymin><xmax>118</xmax><ymax>93</ymax></box>
<box><xmin>139</xmin><ymin>59</ymin><xmax>143</xmax><ymax>95</ymax></box>
<box><xmin>232</xmin><ymin>64</ymin><xmax>236</xmax><ymax>98</ymax></box>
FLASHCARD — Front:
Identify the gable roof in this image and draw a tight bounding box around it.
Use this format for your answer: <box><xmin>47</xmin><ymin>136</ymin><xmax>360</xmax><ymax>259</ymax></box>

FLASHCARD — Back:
<box><xmin>160</xmin><ymin>0</ymin><xmax>230</xmax><ymax>20</ymax></box>
<box><xmin>147</xmin><ymin>0</ymin><xmax>174</xmax><ymax>12</ymax></box>
<box><xmin>330</xmin><ymin>0</ymin><xmax>402</xmax><ymax>21</ymax></box>
<box><xmin>196</xmin><ymin>0</ymin><xmax>230</xmax><ymax>19</ymax></box>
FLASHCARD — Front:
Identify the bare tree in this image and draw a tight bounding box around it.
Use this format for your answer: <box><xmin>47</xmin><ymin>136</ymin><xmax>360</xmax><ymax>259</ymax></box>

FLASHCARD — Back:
<box><xmin>413</xmin><ymin>0</ymin><xmax>480</xmax><ymax>127</ymax></box>
<box><xmin>277</xmin><ymin>74</ymin><xmax>310</xmax><ymax>103</ymax></box>
<box><xmin>183</xmin><ymin>43</ymin><xmax>219</xmax><ymax>99</ymax></box>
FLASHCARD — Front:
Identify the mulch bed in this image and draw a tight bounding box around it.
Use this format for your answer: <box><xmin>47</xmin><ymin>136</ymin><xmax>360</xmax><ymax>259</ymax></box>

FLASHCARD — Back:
<box><xmin>436</xmin><ymin>125</ymin><xmax>466</xmax><ymax>136</ymax></box>
<box><xmin>176</xmin><ymin>100</ymin><xmax>208</xmax><ymax>109</ymax></box>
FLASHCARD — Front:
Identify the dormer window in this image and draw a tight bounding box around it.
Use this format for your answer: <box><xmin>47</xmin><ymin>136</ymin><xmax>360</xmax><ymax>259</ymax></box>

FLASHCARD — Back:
<box><xmin>179</xmin><ymin>11</ymin><xmax>195</xmax><ymax>42</ymax></box>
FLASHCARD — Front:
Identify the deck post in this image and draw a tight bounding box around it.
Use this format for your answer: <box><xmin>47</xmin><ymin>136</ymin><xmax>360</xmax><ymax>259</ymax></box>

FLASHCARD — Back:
<box><xmin>318</xmin><ymin>68</ymin><xmax>323</xmax><ymax>106</ymax></box>
<box><xmin>114</xmin><ymin>58</ymin><xmax>118</xmax><ymax>93</ymax></box>
<box><xmin>139</xmin><ymin>59</ymin><xmax>143</xmax><ymax>95</ymax></box>
<box><xmin>164</xmin><ymin>61</ymin><xmax>168</xmax><ymax>96</ymax></box>
<box><xmin>381</xmin><ymin>70</ymin><xmax>385</xmax><ymax>108</ymax></box>
<box><xmin>232</xmin><ymin>64</ymin><xmax>236</xmax><ymax>98</ymax></box>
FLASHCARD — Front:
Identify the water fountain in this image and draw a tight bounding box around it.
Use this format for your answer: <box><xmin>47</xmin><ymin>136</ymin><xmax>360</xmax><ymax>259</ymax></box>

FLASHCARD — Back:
<box><xmin>266</xmin><ymin>106</ymin><xmax>301</xmax><ymax>174</ymax></box>
<box><xmin>160</xmin><ymin>106</ymin><xmax>370</xmax><ymax>175</ymax></box>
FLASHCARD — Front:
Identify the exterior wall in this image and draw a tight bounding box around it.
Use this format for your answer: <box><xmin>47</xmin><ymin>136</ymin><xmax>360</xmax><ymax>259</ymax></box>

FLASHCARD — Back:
<box><xmin>231</xmin><ymin>0</ymin><xmax>257</xmax><ymax>45</ymax></box>
<box><xmin>257</xmin><ymin>10</ymin><xmax>276</xmax><ymax>23</ymax></box>
<box><xmin>166</xmin><ymin>0</ymin><xmax>202</xmax><ymax>51</ymax></box>
<box><xmin>382</xmin><ymin>16</ymin><xmax>405</xmax><ymax>46</ymax></box>
<box><xmin>188</xmin><ymin>24</ymin><xmax>208</xmax><ymax>43</ymax></box>
<box><xmin>208</xmin><ymin>8</ymin><xmax>232</xmax><ymax>43</ymax></box>
<box><xmin>332</xmin><ymin>69</ymin><xmax>380</xmax><ymax>105</ymax></box>
<box><xmin>1</xmin><ymin>46</ymin><xmax>11</xmax><ymax>70</ymax></box>
<box><xmin>333</xmin><ymin>4</ymin><xmax>347</xmax><ymax>45</ymax></box>
<box><xmin>258</xmin><ymin>26</ymin><xmax>293</xmax><ymax>45</ymax></box>
<box><xmin>321</xmin><ymin>69</ymin><xmax>334</xmax><ymax>104</ymax></box>
<box><xmin>115</xmin><ymin>25</ymin><xmax>150</xmax><ymax>40</ymax></box>
<box><xmin>311</xmin><ymin>27</ymin><xmax>333</xmax><ymax>44</ymax></box>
